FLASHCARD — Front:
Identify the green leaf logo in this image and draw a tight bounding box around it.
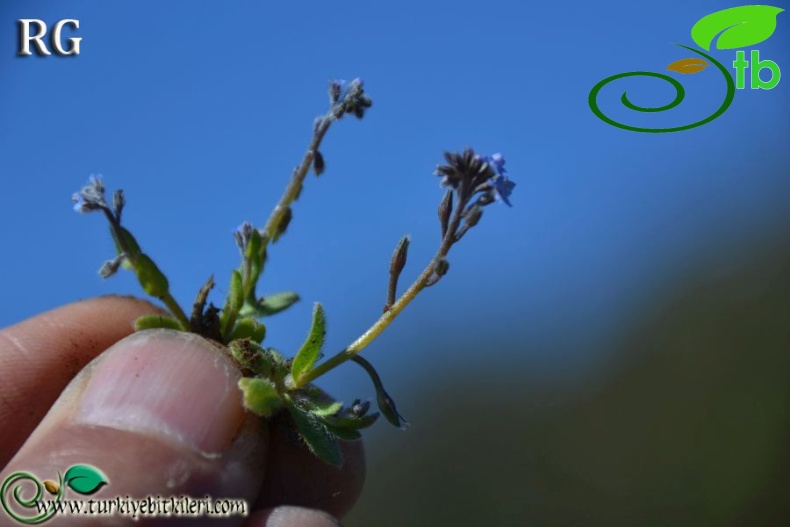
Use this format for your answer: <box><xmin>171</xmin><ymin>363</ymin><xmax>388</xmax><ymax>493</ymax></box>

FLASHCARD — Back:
<box><xmin>691</xmin><ymin>5</ymin><xmax>784</xmax><ymax>51</ymax></box>
<box><xmin>63</xmin><ymin>465</ymin><xmax>108</xmax><ymax>495</ymax></box>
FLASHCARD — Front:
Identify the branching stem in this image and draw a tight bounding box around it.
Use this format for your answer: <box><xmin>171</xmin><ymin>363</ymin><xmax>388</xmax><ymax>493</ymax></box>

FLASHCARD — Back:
<box><xmin>294</xmin><ymin>190</ymin><xmax>467</xmax><ymax>388</ymax></box>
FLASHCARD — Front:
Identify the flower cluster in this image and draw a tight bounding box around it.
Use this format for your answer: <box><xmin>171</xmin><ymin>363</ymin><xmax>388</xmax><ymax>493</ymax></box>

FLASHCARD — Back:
<box><xmin>71</xmin><ymin>79</ymin><xmax>514</xmax><ymax>466</ymax></box>
<box><xmin>329</xmin><ymin>78</ymin><xmax>372</xmax><ymax>119</ymax></box>
<box><xmin>435</xmin><ymin>148</ymin><xmax>516</xmax><ymax>207</ymax></box>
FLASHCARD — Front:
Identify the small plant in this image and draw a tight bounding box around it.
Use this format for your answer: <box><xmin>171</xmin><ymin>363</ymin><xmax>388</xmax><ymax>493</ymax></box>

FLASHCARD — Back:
<box><xmin>72</xmin><ymin>79</ymin><xmax>516</xmax><ymax>466</ymax></box>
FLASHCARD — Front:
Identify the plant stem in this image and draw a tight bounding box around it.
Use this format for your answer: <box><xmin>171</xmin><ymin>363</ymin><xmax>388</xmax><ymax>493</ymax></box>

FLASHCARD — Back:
<box><xmin>102</xmin><ymin>208</ymin><xmax>191</xmax><ymax>330</ymax></box>
<box><xmin>162</xmin><ymin>293</ymin><xmax>191</xmax><ymax>329</ymax></box>
<box><xmin>259</xmin><ymin>115</ymin><xmax>333</xmax><ymax>253</ymax></box>
<box><xmin>293</xmin><ymin>195</ymin><xmax>466</xmax><ymax>388</ymax></box>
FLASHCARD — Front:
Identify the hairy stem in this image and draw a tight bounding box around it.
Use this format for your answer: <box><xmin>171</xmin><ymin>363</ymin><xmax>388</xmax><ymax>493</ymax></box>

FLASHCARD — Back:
<box><xmin>161</xmin><ymin>294</ymin><xmax>191</xmax><ymax>329</ymax></box>
<box><xmin>259</xmin><ymin>115</ymin><xmax>333</xmax><ymax>253</ymax></box>
<box><xmin>102</xmin><ymin>208</ymin><xmax>191</xmax><ymax>330</ymax></box>
<box><xmin>293</xmin><ymin>191</ymin><xmax>467</xmax><ymax>388</ymax></box>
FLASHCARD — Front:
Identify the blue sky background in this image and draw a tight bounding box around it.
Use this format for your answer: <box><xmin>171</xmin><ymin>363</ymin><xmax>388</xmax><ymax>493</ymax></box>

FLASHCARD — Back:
<box><xmin>1</xmin><ymin>0</ymin><xmax>788</xmax><ymax>407</ymax></box>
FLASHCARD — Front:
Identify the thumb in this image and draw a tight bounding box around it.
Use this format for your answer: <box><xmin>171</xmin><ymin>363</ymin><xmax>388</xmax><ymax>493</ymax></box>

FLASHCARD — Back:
<box><xmin>2</xmin><ymin>329</ymin><xmax>267</xmax><ymax>525</ymax></box>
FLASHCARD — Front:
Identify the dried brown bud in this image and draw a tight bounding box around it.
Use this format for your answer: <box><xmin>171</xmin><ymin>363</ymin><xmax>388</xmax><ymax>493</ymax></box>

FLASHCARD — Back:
<box><xmin>435</xmin><ymin>259</ymin><xmax>449</xmax><ymax>277</ymax></box>
<box><xmin>390</xmin><ymin>235</ymin><xmax>410</xmax><ymax>278</ymax></box>
<box><xmin>464</xmin><ymin>205</ymin><xmax>483</xmax><ymax>228</ymax></box>
<box><xmin>385</xmin><ymin>235</ymin><xmax>411</xmax><ymax>310</ymax></box>
<box><xmin>273</xmin><ymin>207</ymin><xmax>292</xmax><ymax>243</ymax></box>
<box><xmin>313</xmin><ymin>150</ymin><xmax>325</xmax><ymax>176</ymax></box>
<box><xmin>438</xmin><ymin>190</ymin><xmax>453</xmax><ymax>238</ymax></box>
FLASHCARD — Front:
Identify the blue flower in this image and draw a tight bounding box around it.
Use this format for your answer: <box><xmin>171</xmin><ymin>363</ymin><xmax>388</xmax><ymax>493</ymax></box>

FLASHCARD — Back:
<box><xmin>72</xmin><ymin>193</ymin><xmax>87</xmax><ymax>212</ymax></box>
<box><xmin>484</xmin><ymin>153</ymin><xmax>516</xmax><ymax>207</ymax></box>
<box><xmin>233</xmin><ymin>221</ymin><xmax>254</xmax><ymax>252</ymax></box>
<box><xmin>492</xmin><ymin>176</ymin><xmax>516</xmax><ymax>207</ymax></box>
<box><xmin>72</xmin><ymin>175</ymin><xmax>107</xmax><ymax>213</ymax></box>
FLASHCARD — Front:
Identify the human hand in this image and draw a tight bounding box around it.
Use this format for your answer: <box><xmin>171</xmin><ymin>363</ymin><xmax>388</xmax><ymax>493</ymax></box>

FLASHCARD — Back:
<box><xmin>0</xmin><ymin>296</ymin><xmax>364</xmax><ymax>526</ymax></box>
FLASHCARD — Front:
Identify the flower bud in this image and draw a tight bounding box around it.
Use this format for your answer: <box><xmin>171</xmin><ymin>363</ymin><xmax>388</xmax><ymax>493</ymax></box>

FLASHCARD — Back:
<box><xmin>435</xmin><ymin>259</ymin><xmax>449</xmax><ymax>277</ymax></box>
<box><xmin>390</xmin><ymin>235</ymin><xmax>410</xmax><ymax>278</ymax></box>
<box><xmin>438</xmin><ymin>190</ymin><xmax>453</xmax><ymax>238</ymax></box>
<box><xmin>464</xmin><ymin>205</ymin><xmax>483</xmax><ymax>228</ymax></box>
<box><xmin>313</xmin><ymin>150</ymin><xmax>325</xmax><ymax>176</ymax></box>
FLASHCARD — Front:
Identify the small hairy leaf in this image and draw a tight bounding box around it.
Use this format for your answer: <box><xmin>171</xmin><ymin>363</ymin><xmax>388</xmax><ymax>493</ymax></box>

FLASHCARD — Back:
<box><xmin>63</xmin><ymin>465</ymin><xmax>108</xmax><ymax>495</ymax></box>
<box><xmin>324</xmin><ymin>424</ymin><xmax>362</xmax><ymax>441</ymax></box>
<box><xmin>245</xmin><ymin>230</ymin><xmax>263</xmax><ymax>299</ymax></box>
<box><xmin>229</xmin><ymin>339</ymin><xmax>278</xmax><ymax>375</ymax></box>
<box><xmin>295</xmin><ymin>388</ymin><xmax>343</xmax><ymax>417</ymax></box>
<box><xmin>239</xmin><ymin>292</ymin><xmax>300</xmax><ymax>318</ymax></box>
<box><xmin>111</xmin><ymin>226</ymin><xmax>141</xmax><ymax>257</ymax></box>
<box><xmin>321</xmin><ymin>411</ymin><xmax>380</xmax><ymax>431</ymax></box>
<box><xmin>228</xmin><ymin>318</ymin><xmax>266</xmax><ymax>343</ymax></box>
<box><xmin>110</xmin><ymin>226</ymin><xmax>141</xmax><ymax>270</ymax></box>
<box><xmin>135</xmin><ymin>253</ymin><xmax>170</xmax><ymax>298</ymax></box>
<box><xmin>691</xmin><ymin>5</ymin><xmax>784</xmax><ymax>51</ymax></box>
<box><xmin>311</xmin><ymin>400</ymin><xmax>343</xmax><ymax>417</ymax></box>
<box><xmin>288</xmin><ymin>403</ymin><xmax>344</xmax><ymax>466</ymax></box>
<box><xmin>290</xmin><ymin>303</ymin><xmax>326</xmax><ymax>384</ymax></box>
<box><xmin>220</xmin><ymin>270</ymin><xmax>244</xmax><ymax>334</ymax></box>
<box><xmin>133</xmin><ymin>314</ymin><xmax>183</xmax><ymax>331</ymax></box>
<box><xmin>239</xmin><ymin>377</ymin><xmax>282</xmax><ymax>417</ymax></box>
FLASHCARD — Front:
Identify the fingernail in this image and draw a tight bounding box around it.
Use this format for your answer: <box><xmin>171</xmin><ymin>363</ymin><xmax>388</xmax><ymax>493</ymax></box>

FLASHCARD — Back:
<box><xmin>73</xmin><ymin>329</ymin><xmax>245</xmax><ymax>454</ymax></box>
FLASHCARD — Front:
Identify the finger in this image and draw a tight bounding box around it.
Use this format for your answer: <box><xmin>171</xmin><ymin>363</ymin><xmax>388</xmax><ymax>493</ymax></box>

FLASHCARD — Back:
<box><xmin>2</xmin><ymin>329</ymin><xmax>268</xmax><ymax>526</ymax></box>
<box><xmin>0</xmin><ymin>295</ymin><xmax>163</xmax><ymax>466</ymax></box>
<box><xmin>255</xmin><ymin>412</ymin><xmax>366</xmax><ymax>518</ymax></box>
<box><xmin>245</xmin><ymin>506</ymin><xmax>340</xmax><ymax>527</ymax></box>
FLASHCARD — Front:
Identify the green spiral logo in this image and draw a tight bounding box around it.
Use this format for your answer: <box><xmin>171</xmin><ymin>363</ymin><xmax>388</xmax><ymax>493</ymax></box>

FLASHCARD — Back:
<box><xmin>0</xmin><ymin>472</ymin><xmax>62</xmax><ymax>524</ymax></box>
<box><xmin>1</xmin><ymin>465</ymin><xmax>108</xmax><ymax>524</ymax></box>
<box><xmin>589</xmin><ymin>44</ymin><xmax>735</xmax><ymax>133</ymax></box>
<box><xmin>589</xmin><ymin>5</ymin><xmax>784</xmax><ymax>133</ymax></box>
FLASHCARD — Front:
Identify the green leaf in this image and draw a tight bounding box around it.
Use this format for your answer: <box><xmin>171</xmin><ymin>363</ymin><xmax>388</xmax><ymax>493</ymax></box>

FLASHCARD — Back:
<box><xmin>321</xmin><ymin>411</ymin><xmax>379</xmax><ymax>431</ymax></box>
<box><xmin>133</xmin><ymin>314</ymin><xmax>183</xmax><ymax>331</ymax></box>
<box><xmin>324</xmin><ymin>424</ymin><xmax>362</xmax><ymax>441</ymax></box>
<box><xmin>135</xmin><ymin>253</ymin><xmax>169</xmax><ymax>298</ymax></box>
<box><xmin>229</xmin><ymin>340</ymin><xmax>288</xmax><ymax>379</ymax></box>
<box><xmin>245</xmin><ymin>230</ymin><xmax>263</xmax><ymax>298</ymax></box>
<box><xmin>239</xmin><ymin>292</ymin><xmax>300</xmax><ymax>318</ymax></box>
<box><xmin>63</xmin><ymin>465</ymin><xmax>108</xmax><ymax>495</ymax></box>
<box><xmin>229</xmin><ymin>339</ymin><xmax>269</xmax><ymax>374</ymax></box>
<box><xmin>264</xmin><ymin>292</ymin><xmax>301</xmax><ymax>315</ymax></box>
<box><xmin>294</xmin><ymin>387</ymin><xmax>343</xmax><ymax>416</ymax></box>
<box><xmin>290</xmin><ymin>303</ymin><xmax>326</xmax><ymax>384</ymax></box>
<box><xmin>288</xmin><ymin>403</ymin><xmax>344</xmax><ymax>466</ymax></box>
<box><xmin>311</xmin><ymin>400</ymin><xmax>343</xmax><ymax>417</ymax></box>
<box><xmin>352</xmin><ymin>355</ymin><xmax>409</xmax><ymax>429</ymax></box>
<box><xmin>110</xmin><ymin>226</ymin><xmax>141</xmax><ymax>270</ymax></box>
<box><xmin>228</xmin><ymin>318</ymin><xmax>267</xmax><ymax>343</ymax></box>
<box><xmin>220</xmin><ymin>270</ymin><xmax>244</xmax><ymax>334</ymax></box>
<box><xmin>691</xmin><ymin>5</ymin><xmax>784</xmax><ymax>51</ymax></box>
<box><xmin>239</xmin><ymin>377</ymin><xmax>283</xmax><ymax>417</ymax></box>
